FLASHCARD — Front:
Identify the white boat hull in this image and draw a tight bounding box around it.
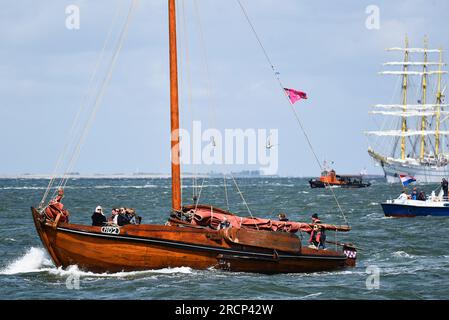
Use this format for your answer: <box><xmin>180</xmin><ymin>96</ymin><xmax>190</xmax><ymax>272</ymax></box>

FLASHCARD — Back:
<box><xmin>379</xmin><ymin>160</ymin><xmax>449</xmax><ymax>184</ymax></box>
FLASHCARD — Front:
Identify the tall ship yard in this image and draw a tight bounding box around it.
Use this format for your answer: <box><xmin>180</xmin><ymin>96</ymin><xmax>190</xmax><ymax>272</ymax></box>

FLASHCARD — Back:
<box><xmin>367</xmin><ymin>37</ymin><xmax>449</xmax><ymax>183</ymax></box>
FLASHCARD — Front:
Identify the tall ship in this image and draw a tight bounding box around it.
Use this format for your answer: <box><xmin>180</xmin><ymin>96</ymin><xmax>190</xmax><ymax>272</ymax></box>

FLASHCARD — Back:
<box><xmin>366</xmin><ymin>37</ymin><xmax>449</xmax><ymax>183</ymax></box>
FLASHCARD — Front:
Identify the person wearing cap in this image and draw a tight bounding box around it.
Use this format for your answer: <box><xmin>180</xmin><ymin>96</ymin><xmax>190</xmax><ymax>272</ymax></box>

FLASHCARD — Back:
<box><xmin>91</xmin><ymin>206</ymin><xmax>107</xmax><ymax>226</ymax></box>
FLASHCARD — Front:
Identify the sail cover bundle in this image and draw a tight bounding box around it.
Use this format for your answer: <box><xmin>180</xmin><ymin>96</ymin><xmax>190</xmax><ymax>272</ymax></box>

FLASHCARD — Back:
<box><xmin>188</xmin><ymin>206</ymin><xmax>350</xmax><ymax>233</ymax></box>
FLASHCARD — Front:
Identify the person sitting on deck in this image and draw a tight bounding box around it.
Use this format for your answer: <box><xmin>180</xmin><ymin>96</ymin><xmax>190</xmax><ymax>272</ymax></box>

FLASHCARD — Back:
<box><xmin>308</xmin><ymin>225</ymin><xmax>326</xmax><ymax>249</ymax></box>
<box><xmin>117</xmin><ymin>207</ymin><xmax>131</xmax><ymax>226</ymax></box>
<box><xmin>91</xmin><ymin>206</ymin><xmax>107</xmax><ymax>226</ymax></box>
<box><xmin>418</xmin><ymin>191</ymin><xmax>426</xmax><ymax>201</ymax></box>
<box><xmin>278</xmin><ymin>212</ymin><xmax>289</xmax><ymax>222</ymax></box>
<box><xmin>45</xmin><ymin>188</ymin><xmax>70</xmax><ymax>223</ymax></box>
<box><xmin>398</xmin><ymin>190</ymin><xmax>408</xmax><ymax>201</ymax></box>
<box><xmin>109</xmin><ymin>208</ymin><xmax>119</xmax><ymax>225</ymax></box>
<box><xmin>126</xmin><ymin>208</ymin><xmax>142</xmax><ymax>225</ymax></box>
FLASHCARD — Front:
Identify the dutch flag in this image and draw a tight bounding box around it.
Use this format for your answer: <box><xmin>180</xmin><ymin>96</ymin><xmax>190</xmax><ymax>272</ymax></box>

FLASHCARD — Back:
<box><xmin>399</xmin><ymin>174</ymin><xmax>416</xmax><ymax>187</ymax></box>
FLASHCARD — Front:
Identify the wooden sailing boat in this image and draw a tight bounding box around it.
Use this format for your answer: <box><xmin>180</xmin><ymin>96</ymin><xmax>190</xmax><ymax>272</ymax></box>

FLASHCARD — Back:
<box><xmin>31</xmin><ymin>0</ymin><xmax>357</xmax><ymax>274</ymax></box>
<box><xmin>366</xmin><ymin>36</ymin><xmax>449</xmax><ymax>183</ymax></box>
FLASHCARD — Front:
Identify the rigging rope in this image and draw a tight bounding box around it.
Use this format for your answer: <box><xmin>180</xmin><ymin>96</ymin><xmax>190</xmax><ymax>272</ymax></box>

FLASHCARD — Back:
<box><xmin>40</xmin><ymin>0</ymin><xmax>125</xmax><ymax>207</ymax></box>
<box><xmin>229</xmin><ymin>174</ymin><xmax>259</xmax><ymax>230</ymax></box>
<box><xmin>223</xmin><ymin>174</ymin><xmax>230</xmax><ymax>211</ymax></box>
<box><xmin>179</xmin><ymin>0</ymin><xmax>200</xmax><ymax>201</ymax></box>
<box><xmin>193</xmin><ymin>0</ymin><xmax>218</xmax><ymax>135</ymax></box>
<box><xmin>236</xmin><ymin>0</ymin><xmax>349</xmax><ymax>226</ymax></box>
<box><xmin>59</xmin><ymin>0</ymin><xmax>138</xmax><ymax>190</ymax></box>
<box><xmin>194</xmin><ymin>177</ymin><xmax>207</xmax><ymax>211</ymax></box>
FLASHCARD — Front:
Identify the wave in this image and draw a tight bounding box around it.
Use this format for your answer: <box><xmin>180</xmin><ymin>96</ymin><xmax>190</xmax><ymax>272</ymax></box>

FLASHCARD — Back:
<box><xmin>392</xmin><ymin>251</ymin><xmax>416</xmax><ymax>259</ymax></box>
<box><xmin>0</xmin><ymin>247</ymin><xmax>53</xmax><ymax>275</ymax></box>
<box><xmin>0</xmin><ymin>186</ymin><xmax>48</xmax><ymax>190</ymax></box>
<box><xmin>299</xmin><ymin>292</ymin><xmax>323</xmax><ymax>299</ymax></box>
<box><xmin>48</xmin><ymin>265</ymin><xmax>194</xmax><ymax>278</ymax></box>
<box><xmin>0</xmin><ymin>247</ymin><xmax>193</xmax><ymax>277</ymax></box>
<box><xmin>93</xmin><ymin>185</ymin><xmax>157</xmax><ymax>189</ymax></box>
<box><xmin>0</xmin><ymin>185</ymin><xmax>159</xmax><ymax>191</ymax></box>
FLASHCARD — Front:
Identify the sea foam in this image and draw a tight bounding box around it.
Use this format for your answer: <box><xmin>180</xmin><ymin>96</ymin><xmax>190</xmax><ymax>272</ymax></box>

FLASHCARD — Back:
<box><xmin>0</xmin><ymin>247</ymin><xmax>52</xmax><ymax>275</ymax></box>
<box><xmin>0</xmin><ymin>247</ymin><xmax>194</xmax><ymax>277</ymax></box>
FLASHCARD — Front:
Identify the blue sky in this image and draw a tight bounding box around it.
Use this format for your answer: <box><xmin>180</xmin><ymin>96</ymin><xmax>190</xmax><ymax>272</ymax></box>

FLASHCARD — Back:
<box><xmin>1</xmin><ymin>0</ymin><xmax>448</xmax><ymax>176</ymax></box>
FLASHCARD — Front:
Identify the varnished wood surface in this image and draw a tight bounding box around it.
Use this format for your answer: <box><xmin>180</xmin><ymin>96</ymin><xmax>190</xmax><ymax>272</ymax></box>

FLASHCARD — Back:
<box><xmin>32</xmin><ymin>207</ymin><xmax>351</xmax><ymax>274</ymax></box>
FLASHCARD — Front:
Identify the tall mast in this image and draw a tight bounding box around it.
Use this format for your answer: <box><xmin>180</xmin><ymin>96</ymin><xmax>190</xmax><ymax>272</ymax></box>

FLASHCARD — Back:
<box><xmin>401</xmin><ymin>36</ymin><xmax>410</xmax><ymax>160</ymax></box>
<box><xmin>169</xmin><ymin>0</ymin><xmax>182</xmax><ymax>211</ymax></box>
<box><xmin>435</xmin><ymin>48</ymin><xmax>444</xmax><ymax>156</ymax></box>
<box><xmin>420</xmin><ymin>36</ymin><xmax>428</xmax><ymax>160</ymax></box>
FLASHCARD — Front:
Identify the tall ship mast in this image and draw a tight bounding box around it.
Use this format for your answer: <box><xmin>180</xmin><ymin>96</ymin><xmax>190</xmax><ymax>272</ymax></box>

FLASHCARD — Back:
<box><xmin>366</xmin><ymin>36</ymin><xmax>449</xmax><ymax>183</ymax></box>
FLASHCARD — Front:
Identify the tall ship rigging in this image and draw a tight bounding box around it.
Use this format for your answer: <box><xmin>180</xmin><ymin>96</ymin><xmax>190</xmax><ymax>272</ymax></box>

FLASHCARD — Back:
<box><xmin>366</xmin><ymin>36</ymin><xmax>449</xmax><ymax>183</ymax></box>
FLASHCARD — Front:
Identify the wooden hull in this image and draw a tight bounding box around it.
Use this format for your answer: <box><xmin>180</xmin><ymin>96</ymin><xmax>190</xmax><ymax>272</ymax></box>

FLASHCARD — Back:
<box><xmin>31</xmin><ymin>207</ymin><xmax>353</xmax><ymax>274</ymax></box>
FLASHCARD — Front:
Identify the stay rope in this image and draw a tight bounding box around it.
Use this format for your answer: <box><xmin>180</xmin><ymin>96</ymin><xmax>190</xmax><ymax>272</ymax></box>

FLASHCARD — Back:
<box><xmin>223</xmin><ymin>174</ymin><xmax>230</xmax><ymax>211</ymax></box>
<box><xmin>179</xmin><ymin>0</ymin><xmax>200</xmax><ymax>201</ymax></box>
<box><xmin>236</xmin><ymin>0</ymin><xmax>350</xmax><ymax>227</ymax></box>
<box><xmin>39</xmin><ymin>0</ymin><xmax>125</xmax><ymax>207</ymax></box>
<box><xmin>40</xmin><ymin>0</ymin><xmax>138</xmax><ymax>206</ymax></box>
<box><xmin>229</xmin><ymin>174</ymin><xmax>259</xmax><ymax>230</ymax></box>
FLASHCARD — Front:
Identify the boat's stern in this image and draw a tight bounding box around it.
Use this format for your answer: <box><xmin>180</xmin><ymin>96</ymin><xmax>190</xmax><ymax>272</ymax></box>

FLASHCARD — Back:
<box><xmin>343</xmin><ymin>245</ymin><xmax>357</xmax><ymax>267</ymax></box>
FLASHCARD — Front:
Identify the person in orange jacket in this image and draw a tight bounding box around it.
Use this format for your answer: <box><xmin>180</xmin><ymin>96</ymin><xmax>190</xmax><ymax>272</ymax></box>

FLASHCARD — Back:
<box><xmin>45</xmin><ymin>188</ymin><xmax>70</xmax><ymax>223</ymax></box>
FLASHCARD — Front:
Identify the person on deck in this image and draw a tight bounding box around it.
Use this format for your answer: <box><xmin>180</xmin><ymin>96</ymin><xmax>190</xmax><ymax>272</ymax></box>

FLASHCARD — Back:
<box><xmin>411</xmin><ymin>188</ymin><xmax>418</xmax><ymax>200</ymax></box>
<box><xmin>109</xmin><ymin>208</ymin><xmax>119</xmax><ymax>225</ymax></box>
<box><xmin>398</xmin><ymin>190</ymin><xmax>408</xmax><ymax>201</ymax></box>
<box><xmin>117</xmin><ymin>207</ymin><xmax>131</xmax><ymax>226</ymax></box>
<box><xmin>45</xmin><ymin>188</ymin><xmax>70</xmax><ymax>223</ymax></box>
<box><xmin>91</xmin><ymin>206</ymin><xmax>107</xmax><ymax>226</ymax></box>
<box><xmin>126</xmin><ymin>208</ymin><xmax>142</xmax><ymax>225</ymax></box>
<box><xmin>311</xmin><ymin>213</ymin><xmax>321</xmax><ymax>224</ymax></box>
<box><xmin>418</xmin><ymin>191</ymin><xmax>426</xmax><ymax>201</ymax></box>
<box><xmin>278</xmin><ymin>213</ymin><xmax>289</xmax><ymax>222</ymax></box>
<box><xmin>442</xmin><ymin>178</ymin><xmax>448</xmax><ymax>198</ymax></box>
<box><xmin>308</xmin><ymin>225</ymin><xmax>326</xmax><ymax>249</ymax></box>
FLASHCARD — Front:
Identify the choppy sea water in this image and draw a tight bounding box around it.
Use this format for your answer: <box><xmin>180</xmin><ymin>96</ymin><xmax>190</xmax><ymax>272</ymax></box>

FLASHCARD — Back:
<box><xmin>0</xmin><ymin>177</ymin><xmax>448</xmax><ymax>300</ymax></box>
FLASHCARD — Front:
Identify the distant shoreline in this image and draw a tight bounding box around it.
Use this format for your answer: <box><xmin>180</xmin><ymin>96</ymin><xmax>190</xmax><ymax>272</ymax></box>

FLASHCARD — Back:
<box><xmin>0</xmin><ymin>173</ymin><xmax>385</xmax><ymax>180</ymax></box>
